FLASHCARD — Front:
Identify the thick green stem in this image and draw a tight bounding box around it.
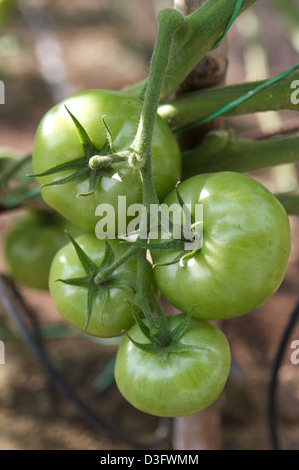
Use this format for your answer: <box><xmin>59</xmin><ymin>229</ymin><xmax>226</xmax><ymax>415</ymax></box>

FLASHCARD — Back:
<box><xmin>276</xmin><ymin>192</ymin><xmax>299</xmax><ymax>215</ymax></box>
<box><xmin>88</xmin><ymin>151</ymin><xmax>130</xmax><ymax>170</ymax></box>
<box><xmin>131</xmin><ymin>8</ymin><xmax>184</xmax><ymax>210</ymax></box>
<box><xmin>127</xmin><ymin>10</ymin><xmax>185</xmax><ymax>334</ymax></box>
<box><xmin>159</xmin><ymin>71</ymin><xmax>299</xmax><ymax>130</ymax></box>
<box><xmin>182</xmin><ymin>131</ymin><xmax>299</xmax><ymax>177</ymax></box>
<box><xmin>94</xmin><ymin>244</ymin><xmax>138</xmax><ymax>283</ymax></box>
<box><xmin>134</xmin><ymin>252</ymin><xmax>157</xmax><ymax>330</ymax></box>
<box><xmin>123</xmin><ymin>0</ymin><xmax>257</xmax><ymax>99</ymax></box>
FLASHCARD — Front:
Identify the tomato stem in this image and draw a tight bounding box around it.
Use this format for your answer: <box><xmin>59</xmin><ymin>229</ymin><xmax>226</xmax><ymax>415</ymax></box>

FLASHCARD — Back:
<box><xmin>134</xmin><ymin>252</ymin><xmax>157</xmax><ymax>331</ymax></box>
<box><xmin>94</xmin><ymin>243</ymin><xmax>139</xmax><ymax>283</ymax></box>
<box><xmin>131</xmin><ymin>8</ymin><xmax>184</xmax><ymax>211</ymax></box>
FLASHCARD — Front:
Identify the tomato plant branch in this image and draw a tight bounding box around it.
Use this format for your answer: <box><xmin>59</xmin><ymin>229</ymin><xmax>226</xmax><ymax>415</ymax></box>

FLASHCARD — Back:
<box><xmin>94</xmin><ymin>243</ymin><xmax>139</xmax><ymax>283</ymax></box>
<box><xmin>134</xmin><ymin>253</ymin><xmax>157</xmax><ymax>331</ymax></box>
<box><xmin>276</xmin><ymin>192</ymin><xmax>299</xmax><ymax>215</ymax></box>
<box><xmin>131</xmin><ymin>8</ymin><xmax>184</xmax><ymax>210</ymax></box>
<box><xmin>158</xmin><ymin>71</ymin><xmax>299</xmax><ymax>130</ymax></box>
<box><xmin>128</xmin><ymin>9</ymin><xmax>184</xmax><ymax>336</ymax></box>
<box><xmin>123</xmin><ymin>0</ymin><xmax>257</xmax><ymax>99</ymax></box>
<box><xmin>182</xmin><ymin>131</ymin><xmax>299</xmax><ymax>177</ymax></box>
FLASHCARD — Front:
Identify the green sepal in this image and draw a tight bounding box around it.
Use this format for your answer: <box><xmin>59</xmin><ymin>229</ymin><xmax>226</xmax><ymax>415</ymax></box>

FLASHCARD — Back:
<box><xmin>122</xmin><ymin>331</ymin><xmax>160</xmax><ymax>354</ymax></box>
<box><xmin>85</xmin><ymin>284</ymin><xmax>101</xmax><ymax>328</ymax></box>
<box><xmin>64</xmin><ymin>106</ymin><xmax>98</xmax><ymax>159</ymax></box>
<box><xmin>76</xmin><ymin>169</ymin><xmax>101</xmax><ymax>197</ymax></box>
<box><xmin>162</xmin><ymin>342</ymin><xmax>210</xmax><ymax>355</ymax></box>
<box><xmin>31</xmin><ymin>109</ymin><xmax>124</xmax><ymax>197</ymax></box>
<box><xmin>179</xmin><ymin>248</ymin><xmax>200</xmax><ymax>267</ymax></box>
<box><xmin>29</xmin><ymin>157</ymin><xmax>86</xmax><ymax>178</ymax></box>
<box><xmin>76</xmin><ymin>167</ymin><xmax>116</xmax><ymax>197</ymax></box>
<box><xmin>175</xmin><ymin>182</ymin><xmax>195</xmax><ymax>226</ymax></box>
<box><xmin>171</xmin><ymin>305</ymin><xmax>197</xmax><ymax>342</ymax></box>
<box><xmin>55</xmin><ymin>276</ymin><xmax>92</xmax><ymax>288</ymax></box>
<box><xmin>124</xmin><ymin>300</ymin><xmax>154</xmax><ymax>342</ymax></box>
<box><xmin>151</xmin><ymin>288</ymin><xmax>171</xmax><ymax>345</ymax></box>
<box><xmin>106</xmin><ymin>277</ymin><xmax>135</xmax><ymax>293</ymax></box>
<box><xmin>101</xmin><ymin>239</ymin><xmax>115</xmax><ymax>269</ymax></box>
<box><xmin>152</xmin><ymin>250</ymin><xmax>189</xmax><ymax>268</ymax></box>
<box><xmin>66</xmin><ymin>231</ymin><xmax>98</xmax><ymax>274</ymax></box>
<box><xmin>124</xmin><ymin>238</ymin><xmax>185</xmax><ymax>252</ymax></box>
<box><xmin>40</xmin><ymin>167</ymin><xmax>90</xmax><ymax>189</ymax></box>
<box><xmin>95</xmin><ymin>286</ymin><xmax>108</xmax><ymax>327</ymax></box>
<box><xmin>102</xmin><ymin>115</ymin><xmax>114</xmax><ymax>154</ymax></box>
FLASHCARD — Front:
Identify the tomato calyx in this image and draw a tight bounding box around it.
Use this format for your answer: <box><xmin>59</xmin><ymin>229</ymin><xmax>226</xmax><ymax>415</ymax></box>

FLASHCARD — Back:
<box><xmin>123</xmin><ymin>294</ymin><xmax>209</xmax><ymax>361</ymax></box>
<box><xmin>55</xmin><ymin>233</ymin><xmax>135</xmax><ymax>328</ymax></box>
<box><xmin>30</xmin><ymin>107</ymin><xmax>131</xmax><ymax>197</ymax></box>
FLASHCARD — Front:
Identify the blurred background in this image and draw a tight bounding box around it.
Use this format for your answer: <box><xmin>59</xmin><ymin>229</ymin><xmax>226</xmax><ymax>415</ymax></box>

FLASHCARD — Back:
<box><xmin>0</xmin><ymin>0</ymin><xmax>299</xmax><ymax>450</ymax></box>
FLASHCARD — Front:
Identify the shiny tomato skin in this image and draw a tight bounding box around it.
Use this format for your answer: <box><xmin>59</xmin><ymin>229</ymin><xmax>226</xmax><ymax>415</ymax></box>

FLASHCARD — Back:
<box><xmin>4</xmin><ymin>210</ymin><xmax>82</xmax><ymax>290</ymax></box>
<box><xmin>152</xmin><ymin>171</ymin><xmax>291</xmax><ymax>320</ymax></box>
<box><xmin>32</xmin><ymin>89</ymin><xmax>182</xmax><ymax>234</ymax></box>
<box><xmin>49</xmin><ymin>234</ymin><xmax>155</xmax><ymax>338</ymax></box>
<box><xmin>114</xmin><ymin>314</ymin><xmax>231</xmax><ymax>417</ymax></box>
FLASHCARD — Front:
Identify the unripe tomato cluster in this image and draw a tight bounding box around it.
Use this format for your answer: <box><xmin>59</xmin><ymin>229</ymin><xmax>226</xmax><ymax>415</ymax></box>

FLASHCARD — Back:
<box><xmin>5</xmin><ymin>89</ymin><xmax>291</xmax><ymax>418</ymax></box>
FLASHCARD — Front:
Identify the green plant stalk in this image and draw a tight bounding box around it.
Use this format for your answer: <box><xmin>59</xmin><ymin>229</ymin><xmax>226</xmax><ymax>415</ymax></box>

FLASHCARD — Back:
<box><xmin>123</xmin><ymin>0</ymin><xmax>257</xmax><ymax>99</ymax></box>
<box><xmin>94</xmin><ymin>243</ymin><xmax>138</xmax><ymax>283</ymax></box>
<box><xmin>129</xmin><ymin>9</ymin><xmax>184</xmax><ymax>338</ymax></box>
<box><xmin>275</xmin><ymin>192</ymin><xmax>299</xmax><ymax>215</ymax></box>
<box><xmin>131</xmin><ymin>8</ymin><xmax>184</xmax><ymax>210</ymax></box>
<box><xmin>158</xmin><ymin>71</ymin><xmax>299</xmax><ymax>130</ymax></box>
<box><xmin>182</xmin><ymin>131</ymin><xmax>299</xmax><ymax>178</ymax></box>
<box><xmin>134</xmin><ymin>253</ymin><xmax>157</xmax><ymax>331</ymax></box>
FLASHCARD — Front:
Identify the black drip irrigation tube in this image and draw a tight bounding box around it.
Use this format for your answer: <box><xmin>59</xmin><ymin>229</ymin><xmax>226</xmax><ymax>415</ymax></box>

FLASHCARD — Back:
<box><xmin>268</xmin><ymin>298</ymin><xmax>299</xmax><ymax>450</ymax></box>
<box><xmin>0</xmin><ymin>274</ymin><xmax>172</xmax><ymax>450</ymax></box>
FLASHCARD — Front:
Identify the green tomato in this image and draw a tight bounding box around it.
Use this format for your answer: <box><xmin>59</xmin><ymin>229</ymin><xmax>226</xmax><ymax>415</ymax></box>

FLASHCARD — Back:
<box><xmin>49</xmin><ymin>234</ymin><xmax>155</xmax><ymax>338</ymax></box>
<box><xmin>32</xmin><ymin>89</ymin><xmax>182</xmax><ymax>234</ymax></box>
<box><xmin>152</xmin><ymin>171</ymin><xmax>291</xmax><ymax>320</ymax></box>
<box><xmin>114</xmin><ymin>314</ymin><xmax>231</xmax><ymax>417</ymax></box>
<box><xmin>4</xmin><ymin>210</ymin><xmax>83</xmax><ymax>290</ymax></box>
